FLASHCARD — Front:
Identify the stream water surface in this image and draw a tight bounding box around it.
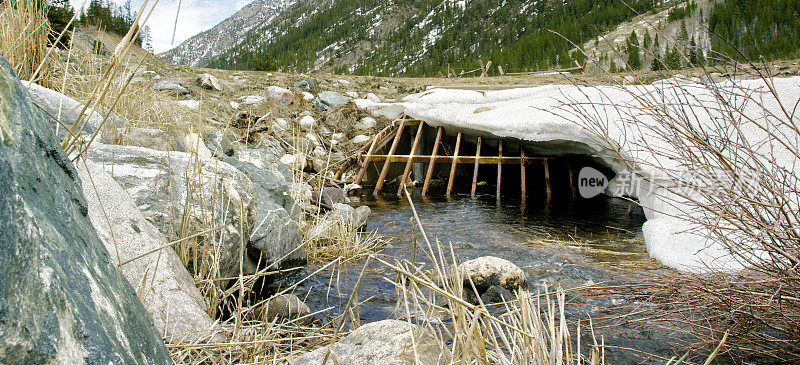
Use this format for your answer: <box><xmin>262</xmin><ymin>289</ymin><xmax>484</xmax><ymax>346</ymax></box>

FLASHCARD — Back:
<box><xmin>293</xmin><ymin>189</ymin><xmax>683</xmax><ymax>363</ymax></box>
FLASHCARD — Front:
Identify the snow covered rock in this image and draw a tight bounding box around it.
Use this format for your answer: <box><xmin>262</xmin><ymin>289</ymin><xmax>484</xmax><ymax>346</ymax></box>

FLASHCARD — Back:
<box><xmin>365</xmin><ymin>92</ymin><xmax>382</xmax><ymax>103</ymax></box>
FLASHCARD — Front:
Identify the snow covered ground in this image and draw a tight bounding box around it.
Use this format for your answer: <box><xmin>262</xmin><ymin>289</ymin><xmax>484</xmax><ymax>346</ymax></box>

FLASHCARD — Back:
<box><xmin>355</xmin><ymin>76</ymin><xmax>800</xmax><ymax>273</ymax></box>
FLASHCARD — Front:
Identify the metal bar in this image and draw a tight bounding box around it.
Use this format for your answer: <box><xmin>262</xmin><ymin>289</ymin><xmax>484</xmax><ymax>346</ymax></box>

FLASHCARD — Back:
<box><xmin>422</xmin><ymin>126</ymin><xmax>443</xmax><ymax>196</ymax></box>
<box><xmin>544</xmin><ymin>158</ymin><xmax>552</xmax><ymax>202</ymax></box>
<box><xmin>373</xmin><ymin>120</ymin><xmax>406</xmax><ymax>195</ymax></box>
<box><xmin>397</xmin><ymin>122</ymin><xmax>425</xmax><ymax>196</ymax></box>
<box><xmin>365</xmin><ymin>155</ymin><xmax>544</xmax><ymax>164</ymax></box>
<box><xmin>520</xmin><ymin>146</ymin><xmax>527</xmax><ymax>200</ymax></box>
<box><xmin>471</xmin><ymin>137</ymin><xmax>482</xmax><ymax>198</ymax></box>
<box><xmin>446</xmin><ymin>132</ymin><xmax>461</xmax><ymax>197</ymax></box>
<box><xmin>496</xmin><ymin>141</ymin><xmax>503</xmax><ymax>200</ymax></box>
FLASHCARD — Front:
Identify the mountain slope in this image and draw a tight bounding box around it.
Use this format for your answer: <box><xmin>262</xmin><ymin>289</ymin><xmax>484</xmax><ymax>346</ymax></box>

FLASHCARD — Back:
<box><xmin>202</xmin><ymin>0</ymin><xmax>664</xmax><ymax>76</ymax></box>
<box><xmin>160</xmin><ymin>0</ymin><xmax>296</xmax><ymax>66</ymax></box>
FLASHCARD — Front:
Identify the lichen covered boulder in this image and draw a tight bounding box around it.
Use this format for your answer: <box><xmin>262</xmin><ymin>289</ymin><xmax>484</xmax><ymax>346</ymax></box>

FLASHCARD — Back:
<box><xmin>0</xmin><ymin>57</ymin><xmax>170</xmax><ymax>364</ymax></box>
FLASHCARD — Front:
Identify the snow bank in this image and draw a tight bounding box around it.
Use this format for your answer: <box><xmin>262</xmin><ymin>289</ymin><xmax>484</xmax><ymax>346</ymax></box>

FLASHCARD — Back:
<box><xmin>356</xmin><ymin>77</ymin><xmax>800</xmax><ymax>273</ymax></box>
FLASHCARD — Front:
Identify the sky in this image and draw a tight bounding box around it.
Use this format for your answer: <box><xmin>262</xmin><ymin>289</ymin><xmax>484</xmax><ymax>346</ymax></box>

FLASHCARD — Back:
<box><xmin>68</xmin><ymin>0</ymin><xmax>252</xmax><ymax>53</ymax></box>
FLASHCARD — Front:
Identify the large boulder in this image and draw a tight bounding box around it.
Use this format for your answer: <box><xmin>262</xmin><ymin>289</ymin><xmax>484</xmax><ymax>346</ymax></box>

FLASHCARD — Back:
<box><xmin>84</xmin><ymin>143</ymin><xmax>257</xmax><ymax>285</ymax></box>
<box><xmin>224</xmin><ymin>158</ymin><xmax>305</xmax><ymax>269</ymax></box>
<box><xmin>290</xmin><ymin>320</ymin><xmax>449</xmax><ymax>364</ymax></box>
<box><xmin>76</xmin><ymin>159</ymin><xmax>226</xmax><ymax>344</ymax></box>
<box><xmin>0</xmin><ymin>57</ymin><xmax>170</xmax><ymax>363</ymax></box>
<box><xmin>315</xmin><ymin>91</ymin><xmax>351</xmax><ymax>112</ymax></box>
<box><xmin>196</xmin><ymin>73</ymin><xmax>221</xmax><ymax>91</ymax></box>
<box><xmin>457</xmin><ymin>256</ymin><xmax>528</xmax><ymax>305</ymax></box>
<box><xmin>22</xmin><ymin>81</ymin><xmax>127</xmax><ymax>141</ymax></box>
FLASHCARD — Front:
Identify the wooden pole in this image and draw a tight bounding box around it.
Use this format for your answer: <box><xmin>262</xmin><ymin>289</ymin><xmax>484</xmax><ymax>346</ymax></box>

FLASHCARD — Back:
<box><xmin>543</xmin><ymin>158</ymin><xmax>552</xmax><ymax>202</ymax></box>
<box><xmin>354</xmin><ymin>131</ymin><xmax>381</xmax><ymax>185</ymax></box>
<box><xmin>422</xmin><ymin>127</ymin><xmax>443</xmax><ymax>196</ymax></box>
<box><xmin>567</xmin><ymin>161</ymin><xmax>577</xmax><ymax>199</ymax></box>
<box><xmin>446</xmin><ymin>132</ymin><xmax>462</xmax><ymax>197</ymax></box>
<box><xmin>397</xmin><ymin>122</ymin><xmax>425</xmax><ymax>196</ymax></box>
<box><xmin>520</xmin><ymin>146</ymin><xmax>527</xmax><ymax>200</ymax></box>
<box><xmin>496</xmin><ymin>141</ymin><xmax>503</xmax><ymax>200</ymax></box>
<box><xmin>373</xmin><ymin>120</ymin><xmax>406</xmax><ymax>196</ymax></box>
<box><xmin>471</xmin><ymin>137</ymin><xmax>482</xmax><ymax>198</ymax></box>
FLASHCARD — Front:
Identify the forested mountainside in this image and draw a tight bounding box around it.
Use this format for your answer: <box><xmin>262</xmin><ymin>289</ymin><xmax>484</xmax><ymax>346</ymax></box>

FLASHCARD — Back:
<box><xmin>202</xmin><ymin>0</ymin><xmax>663</xmax><ymax>76</ymax></box>
<box><xmin>195</xmin><ymin>0</ymin><xmax>800</xmax><ymax>76</ymax></box>
<box><xmin>159</xmin><ymin>0</ymin><xmax>297</xmax><ymax>66</ymax></box>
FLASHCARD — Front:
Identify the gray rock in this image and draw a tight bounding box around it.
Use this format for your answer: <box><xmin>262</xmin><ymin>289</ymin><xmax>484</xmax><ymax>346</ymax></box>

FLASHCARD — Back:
<box><xmin>154</xmin><ymin>80</ymin><xmax>190</xmax><ymax>96</ymax></box>
<box><xmin>224</xmin><ymin>158</ymin><xmax>306</xmax><ymax>269</ymax></box>
<box><xmin>204</xmin><ymin>130</ymin><xmax>235</xmax><ymax>157</ymax></box>
<box><xmin>234</xmin><ymin>148</ymin><xmax>292</xmax><ymax>181</ymax></box>
<box><xmin>121</xmin><ymin>127</ymin><xmax>177</xmax><ymax>150</ymax></box>
<box><xmin>457</xmin><ymin>256</ymin><xmax>528</xmax><ymax>304</ymax></box>
<box><xmin>84</xmin><ymin>143</ymin><xmax>257</xmax><ymax>286</ymax></box>
<box><xmin>365</xmin><ymin>93</ymin><xmax>381</xmax><ymax>103</ymax></box>
<box><xmin>23</xmin><ymin>81</ymin><xmax>127</xmax><ymax>141</ymax></box>
<box><xmin>313</xmin><ymin>187</ymin><xmax>346</xmax><ymax>208</ymax></box>
<box><xmin>76</xmin><ymin>159</ymin><xmax>226</xmax><ymax>344</ymax></box>
<box><xmin>294</xmin><ymin>79</ymin><xmax>317</xmax><ymax>90</ymax></box>
<box><xmin>0</xmin><ymin>57</ymin><xmax>170</xmax><ymax>364</ymax></box>
<box><xmin>196</xmin><ymin>73</ymin><xmax>221</xmax><ymax>91</ymax></box>
<box><xmin>315</xmin><ymin>91</ymin><xmax>352</xmax><ymax>112</ymax></box>
<box><xmin>329</xmin><ymin>203</ymin><xmax>370</xmax><ymax>229</ymax></box>
<box><xmin>264</xmin><ymin>294</ymin><xmax>311</xmax><ymax>324</ymax></box>
<box><xmin>290</xmin><ymin>320</ymin><xmax>449</xmax><ymax>365</ymax></box>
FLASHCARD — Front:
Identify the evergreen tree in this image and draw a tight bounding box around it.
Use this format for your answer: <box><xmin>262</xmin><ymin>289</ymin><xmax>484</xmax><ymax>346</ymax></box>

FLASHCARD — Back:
<box><xmin>664</xmin><ymin>47</ymin><xmax>682</xmax><ymax>69</ymax></box>
<box><xmin>626</xmin><ymin>31</ymin><xmax>642</xmax><ymax>69</ymax></box>
<box><xmin>643</xmin><ymin>29</ymin><xmax>651</xmax><ymax>49</ymax></box>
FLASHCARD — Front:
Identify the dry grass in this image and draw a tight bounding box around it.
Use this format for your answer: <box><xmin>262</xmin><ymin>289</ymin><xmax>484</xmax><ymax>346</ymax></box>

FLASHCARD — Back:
<box><xmin>559</xmin><ymin>24</ymin><xmax>800</xmax><ymax>360</ymax></box>
<box><xmin>0</xmin><ymin>0</ymin><xmax>51</xmax><ymax>85</ymax></box>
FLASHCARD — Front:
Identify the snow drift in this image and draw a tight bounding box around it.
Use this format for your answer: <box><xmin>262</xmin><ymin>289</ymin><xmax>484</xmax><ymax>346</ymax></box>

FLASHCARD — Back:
<box><xmin>356</xmin><ymin>76</ymin><xmax>800</xmax><ymax>273</ymax></box>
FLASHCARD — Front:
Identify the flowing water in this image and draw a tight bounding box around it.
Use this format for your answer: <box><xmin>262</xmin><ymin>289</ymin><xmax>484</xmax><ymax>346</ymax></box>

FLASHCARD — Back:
<box><xmin>292</xmin><ymin>189</ymin><xmax>683</xmax><ymax>363</ymax></box>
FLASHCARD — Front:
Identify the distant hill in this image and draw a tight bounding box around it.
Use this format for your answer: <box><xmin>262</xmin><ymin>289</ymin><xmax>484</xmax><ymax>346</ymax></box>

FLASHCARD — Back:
<box><xmin>178</xmin><ymin>0</ymin><xmax>800</xmax><ymax>76</ymax></box>
<box><xmin>159</xmin><ymin>0</ymin><xmax>296</xmax><ymax>66</ymax></box>
<box><xmin>201</xmin><ymin>0</ymin><xmax>664</xmax><ymax>76</ymax></box>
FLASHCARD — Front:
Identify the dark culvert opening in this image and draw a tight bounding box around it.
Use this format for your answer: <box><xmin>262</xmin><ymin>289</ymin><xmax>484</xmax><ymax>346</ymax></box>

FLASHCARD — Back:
<box><xmin>361</xmin><ymin>123</ymin><xmax>617</xmax><ymax>203</ymax></box>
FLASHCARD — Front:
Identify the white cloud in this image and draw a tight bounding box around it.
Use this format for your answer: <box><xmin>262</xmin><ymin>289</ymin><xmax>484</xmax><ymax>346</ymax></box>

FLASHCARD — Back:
<box><xmin>68</xmin><ymin>0</ymin><xmax>250</xmax><ymax>53</ymax></box>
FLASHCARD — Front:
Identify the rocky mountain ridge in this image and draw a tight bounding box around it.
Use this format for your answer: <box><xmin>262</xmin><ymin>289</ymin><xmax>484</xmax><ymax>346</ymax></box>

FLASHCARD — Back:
<box><xmin>160</xmin><ymin>0</ymin><xmax>297</xmax><ymax>66</ymax></box>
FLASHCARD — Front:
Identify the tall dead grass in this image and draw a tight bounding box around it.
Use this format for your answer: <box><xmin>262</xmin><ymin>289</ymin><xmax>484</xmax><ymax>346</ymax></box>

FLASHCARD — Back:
<box><xmin>562</xmin><ymin>31</ymin><xmax>800</xmax><ymax>360</ymax></box>
<box><xmin>0</xmin><ymin>0</ymin><xmax>50</xmax><ymax>84</ymax></box>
